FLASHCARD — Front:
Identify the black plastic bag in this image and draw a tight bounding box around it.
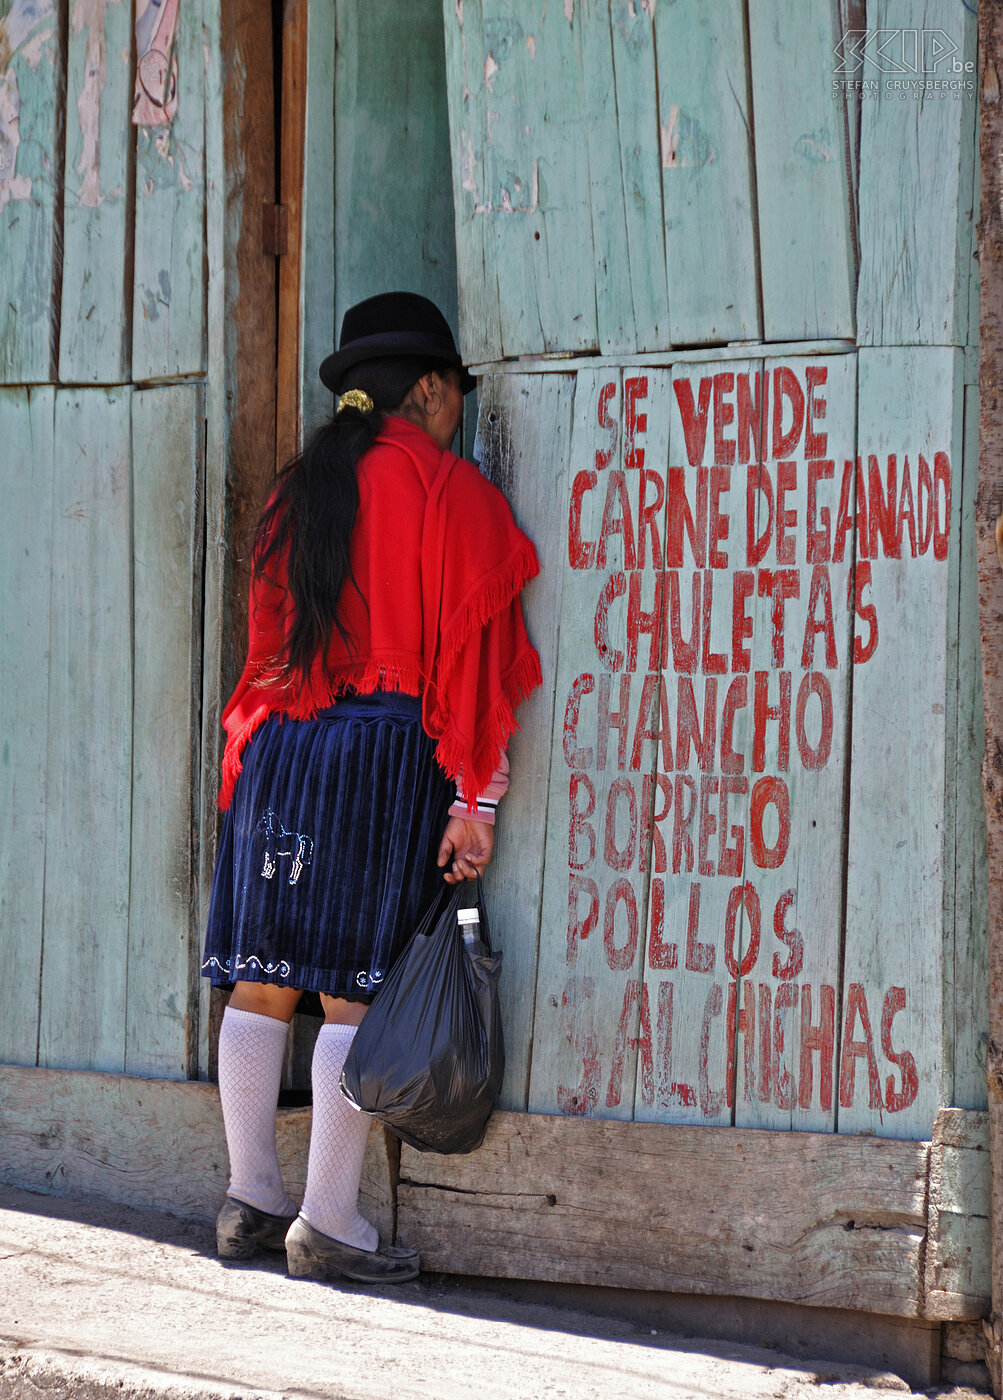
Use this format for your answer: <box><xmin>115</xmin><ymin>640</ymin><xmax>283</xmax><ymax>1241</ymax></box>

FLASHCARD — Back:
<box><xmin>340</xmin><ymin>879</ymin><xmax>504</xmax><ymax>1153</ymax></box>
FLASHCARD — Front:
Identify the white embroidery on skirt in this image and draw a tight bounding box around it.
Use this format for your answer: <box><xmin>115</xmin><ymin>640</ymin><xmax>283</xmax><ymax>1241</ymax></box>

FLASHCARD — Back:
<box><xmin>256</xmin><ymin>807</ymin><xmax>314</xmax><ymax>886</ymax></box>
<box><xmin>202</xmin><ymin>954</ymin><xmax>293</xmax><ymax>978</ymax></box>
<box><xmin>355</xmin><ymin>968</ymin><xmax>385</xmax><ymax>990</ymax></box>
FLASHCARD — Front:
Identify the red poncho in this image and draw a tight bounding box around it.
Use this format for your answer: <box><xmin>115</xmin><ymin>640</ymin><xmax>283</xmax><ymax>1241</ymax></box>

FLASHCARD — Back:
<box><xmin>218</xmin><ymin>415</ymin><xmax>542</xmax><ymax>811</ymax></box>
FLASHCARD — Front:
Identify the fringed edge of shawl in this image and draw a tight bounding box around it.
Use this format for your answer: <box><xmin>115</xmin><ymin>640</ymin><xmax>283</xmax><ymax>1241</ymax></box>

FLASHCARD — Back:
<box><xmin>433</xmin><ymin>644</ymin><xmax>543</xmax><ymax>807</ymax></box>
<box><xmin>217</xmin><ymin>657</ymin><xmax>426</xmax><ymax>810</ymax></box>
<box><xmin>435</xmin><ymin>537</ymin><xmax>540</xmax><ymax>689</ymax></box>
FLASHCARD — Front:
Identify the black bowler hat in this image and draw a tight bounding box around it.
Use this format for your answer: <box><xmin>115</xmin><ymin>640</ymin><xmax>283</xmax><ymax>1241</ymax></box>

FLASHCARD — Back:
<box><xmin>319</xmin><ymin>292</ymin><xmax>476</xmax><ymax>395</ymax></box>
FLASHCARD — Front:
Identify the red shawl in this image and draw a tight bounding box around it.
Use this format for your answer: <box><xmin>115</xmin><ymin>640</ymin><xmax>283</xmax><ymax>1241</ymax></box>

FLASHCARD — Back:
<box><xmin>218</xmin><ymin>416</ymin><xmax>541</xmax><ymax>811</ymax></box>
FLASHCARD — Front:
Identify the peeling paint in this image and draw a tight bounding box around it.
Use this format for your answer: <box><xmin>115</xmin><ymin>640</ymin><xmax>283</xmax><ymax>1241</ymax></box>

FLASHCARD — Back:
<box><xmin>794</xmin><ymin>128</ymin><xmax>835</xmax><ymax>164</ymax></box>
<box><xmin>526</xmin><ymin>34</ymin><xmax>536</xmax><ymax>59</ymax></box>
<box><xmin>0</xmin><ymin>67</ymin><xmax>32</xmax><ymax>206</ymax></box>
<box><xmin>71</xmin><ymin>0</ymin><xmax>110</xmax><ymax>209</ymax></box>
<box><xmin>476</xmin><ymin>159</ymin><xmax>540</xmax><ymax>217</ymax></box>
<box><xmin>133</xmin><ymin>0</ymin><xmax>179</xmax><ymax>127</ymax></box>
<box><xmin>484</xmin><ymin>51</ymin><xmax>499</xmax><ymax>93</ymax></box>
<box><xmin>455</xmin><ymin>0</ymin><xmax>463</xmax><ymax>24</ymax></box>
<box><xmin>461</xmin><ymin>129</ymin><xmax>477</xmax><ymax>194</ymax></box>
<box><xmin>661</xmin><ymin>104</ymin><xmax>713</xmax><ymax>169</ymax></box>
<box><xmin>21</xmin><ymin>25</ymin><xmax>54</xmax><ymax>70</ymax></box>
<box><xmin>0</xmin><ymin>0</ymin><xmax>56</xmax><ymax>206</ymax></box>
<box><xmin>564</xmin><ymin>0</ymin><xmax>574</xmax><ymax>24</ymax></box>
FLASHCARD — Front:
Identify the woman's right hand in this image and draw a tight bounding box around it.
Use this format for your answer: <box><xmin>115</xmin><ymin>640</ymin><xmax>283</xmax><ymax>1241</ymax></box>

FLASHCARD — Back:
<box><xmin>436</xmin><ymin>817</ymin><xmax>494</xmax><ymax>884</ymax></box>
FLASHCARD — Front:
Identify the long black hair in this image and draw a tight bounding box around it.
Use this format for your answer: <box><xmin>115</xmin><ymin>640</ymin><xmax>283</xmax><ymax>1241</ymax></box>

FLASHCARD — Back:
<box><xmin>253</xmin><ymin>355</ymin><xmax>443</xmax><ymax>683</ymax></box>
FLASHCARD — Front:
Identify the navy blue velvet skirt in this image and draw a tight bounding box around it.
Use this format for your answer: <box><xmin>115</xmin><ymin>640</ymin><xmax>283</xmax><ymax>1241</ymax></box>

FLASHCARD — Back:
<box><xmin>201</xmin><ymin>692</ymin><xmax>452</xmax><ymax>999</ymax></box>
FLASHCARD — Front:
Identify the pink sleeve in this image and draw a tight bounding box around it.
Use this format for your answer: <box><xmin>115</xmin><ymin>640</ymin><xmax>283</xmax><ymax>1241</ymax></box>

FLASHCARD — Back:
<box><xmin>448</xmin><ymin>751</ymin><xmax>510</xmax><ymax>825</ymax></box>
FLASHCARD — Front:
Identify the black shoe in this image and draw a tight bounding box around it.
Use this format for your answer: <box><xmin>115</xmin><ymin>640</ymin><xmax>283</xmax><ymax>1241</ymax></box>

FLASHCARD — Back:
<box><xmin>285</xmin><ymin>1215</ymin><xmax>420</xmax><ymax>1284</ymax></box>
<box><xmin>216</xmin><ymin>1196</ymin><xmax>297</xmax><ymax>1260</ymax></box>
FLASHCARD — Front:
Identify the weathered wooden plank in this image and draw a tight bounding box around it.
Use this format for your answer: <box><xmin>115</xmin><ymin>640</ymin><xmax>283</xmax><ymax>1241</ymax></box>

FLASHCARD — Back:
<box><xmin>637</xmin><ymin>358</ymin><xmax>761</xmax><ymax>1127</ymax></box>
<box><xmin>747</xmin><ymin>0</ymin><xmax>855</xmax><ymax>342</ymax></box>
<box><xmin>441</xmin><ymin>0</ymin><xmax>502</xmax><ymax>366</ymax></box>
<box><xmin>653</xmin><ymin>0</ymin><xmax>760</xmax><ymax>346</ymax></box>
<box><xmin>602</xmin><ymin>1</ymin><xmax>666</xmax><ymax>350</ymax></box>
<box><xmin>332</xmin><ymin>0</ymin><xmax>457</xmax><ymax>415</ymax></box>
<box><xmin>0</xmin><ymin>1065</ymin><xmax>393</xmax><ymax>1240</ymax></box>
<box><xmin>457</xmin><ymin>0</ymin><xmax>597</xmax><ymax>358</ymax></box>
<box><xmin>199</xmin><ymin>0</ymin><xmax>228</xmax><ymax>1078</ymax></box>
<box><xmin>733</xmin><ymin>355</ymin><xmax>858</xmax><ymax>1133</ymax></box>
<box><xmin>39</xmin><ymin>389</ymin><xmax>133</xmax><ymax>1073</ymax></box>
<box><xmin>275</xmin><ymin>0</ymin><xmax>309</xmax><ymax>469</ymax></box>
<box><xmin>59</xmin><ymin>0</ymin><xmax>133</xmax><ymax>384</ymax></box>
<box><xmin>127</xmin><ymin>386</ymin><xmax>203</xmax><ymax>1078</ymax></box>
<box><xmin>398</xmin><ymin>1109</ymin><xmax>928</xmax><ymax>1315</ymax></box>
<box><xmin>951</xmin><ymin>384</ymin><xmax>989</xmax><ymax>1109</ymax></box>
<box><xmin>0</xmin><ymin>387</ymin><xmax>54</xmax><ymax>1066</ymax></box>
<box><xmin>924</xmin><ymin>1108</ymin><xmax>990</xmax><ymax>1320</ymax></box>
<box><xmin>132</xmin><ymin>0</ymin><xmax>206</xmax><ymax>381</ymax></box>
<box><xmin>296</xmin><ymin>0</ymin><xmax>335</xmax><ymax>442</ymax></box>
<box><xmin>528</xmin><ymin>369</ymin><xmax>658</xmax><ymax>1118</ymax></box>
<box><xmin>578</xmin><ymin>0</ymin><xmax>633</xmax><ymax>356</ymax></box>
<box><xmin>841</xmin><ymin>347</ymin><xmax>965</xmax><ymax>1138</ymax></box>
<box><xmin>855</xmin><ymin>0</ymin><xmax>977</xmax><ymax>348</ymax></box>
<box><xmin>0</xmin><ymin>1</ymin><xmax>60</xmax><ymax>383</ymax></box>
<box><xmin>474</xmin><ymin>372</ymin><xmax>576</xmax><ymax>1110</ymax></box>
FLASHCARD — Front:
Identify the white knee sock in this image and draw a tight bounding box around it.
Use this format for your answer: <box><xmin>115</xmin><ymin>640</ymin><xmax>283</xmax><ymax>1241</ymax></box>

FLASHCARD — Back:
<box><xmin>300</xmin><ymin>1023</ymin><xmax>378</xmax><ymax>1251</ymax></box>
<box><xmin>217</xmin><ymin>1006</ymin><xmax>296</xmax><ymax>1218</ymax></box>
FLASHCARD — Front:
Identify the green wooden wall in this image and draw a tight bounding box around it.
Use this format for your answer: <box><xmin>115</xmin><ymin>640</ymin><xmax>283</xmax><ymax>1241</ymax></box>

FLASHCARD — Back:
<box><xmin>434</xmin><ymin>0</ymin><xmax>987</xmax><ymax>1141</ymax></box>
<box><xmin>0</xmin><ymin>0</ymin><xmax>214</xmax><ymax>1077</ymax></box>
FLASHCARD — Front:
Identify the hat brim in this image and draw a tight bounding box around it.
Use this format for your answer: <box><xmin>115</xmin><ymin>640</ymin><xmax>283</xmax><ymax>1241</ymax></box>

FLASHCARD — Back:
<box><xmin>319</xmin><ymin>332</ymin><xmax>476</xmax><ymax>395</ymax></box>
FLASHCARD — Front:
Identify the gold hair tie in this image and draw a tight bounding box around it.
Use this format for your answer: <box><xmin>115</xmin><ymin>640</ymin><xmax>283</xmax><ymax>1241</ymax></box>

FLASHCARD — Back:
<box><xmin>337</xmin><ymin>389</ymin><xmax>374</xmax><ymax>415</ymax></box>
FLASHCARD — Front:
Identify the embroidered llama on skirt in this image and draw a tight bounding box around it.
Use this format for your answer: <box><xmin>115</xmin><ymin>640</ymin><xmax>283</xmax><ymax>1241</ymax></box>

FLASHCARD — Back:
<box><xmin>257</xmin><ymin>807</ymin><xmax>314</xmax><ymax>886</ymax></box>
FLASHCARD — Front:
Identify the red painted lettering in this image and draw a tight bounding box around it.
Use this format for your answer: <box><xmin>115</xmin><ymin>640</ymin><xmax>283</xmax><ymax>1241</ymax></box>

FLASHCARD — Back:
<box><xmin>750</xmin><ymin>774</ymin><xmax>791</xmax><ymax>869</ymax></box>
<box><xmin>647</xmin><ymin>877</ymin><xmax>678</xmax><ymax>967</ymax></box>
<box><xmin>795</xmin><ymin>671</ymin><xmax>834</xmax><ymax>770</ymax></box>
<box><xmin>685</xmin><ymin>881</ymin><xmax>715</xmax><ymax>972</ymax></box>
<box><xmin>772</xmin><ymin>366</ymin><xmax>804</xmax><ymax>458</ymax></box>
<box><xmin>604</xmin><ymin>777</ymin><xmax>638</xmax><ymax>871</ymax></box>
<box><xmin>563</xmin><ymin>673</ymin><xmax>594</xmax><ymax>768</ymax></box>
<box><xmin>673</xmin><ymin>376</ymin><xmax>713</xmax><ymax>466</ymax></box>
<box><xmin>567</xmin><ymin>874</ymin><xmax>599</xmax><ymax>964</ymax></box>
<box><xmin>758</xmin><ymin>569</ymin><xmax>800</xmax><ymax>668</ymax></box>
<box><xmin>747</xmin><ymin>462</ymin><xmax>773</xmax><ymax>567</ymax></box>
<box><xmin>838</xmin><ymin>983</ymin><xmax>882</xmax><ymax>1109</ymax></box>
<box><xmin>640</xmin><ymin>771</ymin><xmax>672</xmax><ymax>873</ymax></box>
<box><xmin>597</xmin><ymin>673</ymin><xmax>631</xmax><ymax>770</ymax></box>
<box><xmin>804</xmin><ymin>364</ymin><xmax>828</xmax><ymax>459</ymax></box>
<box><xmin>807</xmin><ymin>459</ymin><xmax>834</xmax><ymax>562</ymax></box>
<box><xmin>568</xmin><ymin>771</ymin><xmax>596</xmax><ymax>870</ymax></box>
<box><xmin>594</xmin><ymin>572</ymin><xmax>626</xmax><ymax>671</ymax></box>
<box><xmin>800</xmin><ymin>564</ymin><xmax>838</xmax><ymax>669</ymax></box>
<box><xmin>712</xmin><ymin>373</ymin><xmax>736</xmax><ymax>465</ymax></box>
<box><xmin>881</xmin><ymin>986</ymin><xmax>919</xmax><ymax>1113</ymax></box>
<box><xmin>596</xmin><ymin>382</ymin><xmax>617</xmax><ymax>470</ymax></box>
<box><xmin>775</xmin><ymin>460</ymin><xmax>798</xmax><ymax>564</ymax></box>
<box><xmin>724</xmin><ymin>881</ymin><xmax>761</xmax><ymax>978</ymax></box>
<box><xmin>604</xmin><ymin>878</ymin><xmax>639</xmax><ymax>972</ymax></box>
<box><xmin>771</xmin><ymin>889</ymin><xmax>803</xmax><ymax>979</ymax></box>
<box><xmin>666</xmin><ymin>466</ymin><xmax>708</xmax><ymax>568</ymax></box>
<box><xmin>676</xmin><ymin>676</ymin><xmax>718</xmax><ymax>771</ymax></box>
<box><xmin>624</xmin><ymin>376</ymin><xmax>648</xmax><ymax>471</ymax></box>
<box><xmin>753</xmin><ymin>670</ymin><xmax>791</xmax><ymax>772</ymax></box>
<box><xmin>568</xmin><ymin>470</ymin><xmax>597</xmax><ymax>568</ymax></box>
<box><xmin>799</xmin><ymin>983</ymin><xmax>835</xmax><ymax>1112</ymax></box>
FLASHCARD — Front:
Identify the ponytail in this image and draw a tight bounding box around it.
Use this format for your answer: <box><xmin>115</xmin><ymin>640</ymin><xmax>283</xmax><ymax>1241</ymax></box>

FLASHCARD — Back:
<box><xmin>253</xmin><ymin>355</ymin><xmax>442</xmax><ymax>683</ymax></box>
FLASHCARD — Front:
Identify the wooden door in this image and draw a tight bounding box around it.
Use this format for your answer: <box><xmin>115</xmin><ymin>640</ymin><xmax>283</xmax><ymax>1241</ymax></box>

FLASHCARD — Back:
<box><xmin>438</xmin><ymin>0</ymin><xmax>986</xmax><ymax>1141</ymax></box>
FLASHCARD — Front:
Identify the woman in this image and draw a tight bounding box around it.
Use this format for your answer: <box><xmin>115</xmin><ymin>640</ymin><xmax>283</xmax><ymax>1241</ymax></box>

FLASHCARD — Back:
<box><xmin>202</xmin><ymin>292</ymin><xmax>540</xmax><ymax>1285</ymax></box>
